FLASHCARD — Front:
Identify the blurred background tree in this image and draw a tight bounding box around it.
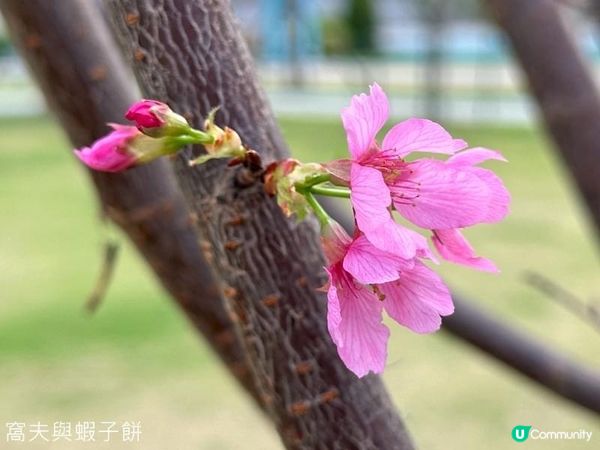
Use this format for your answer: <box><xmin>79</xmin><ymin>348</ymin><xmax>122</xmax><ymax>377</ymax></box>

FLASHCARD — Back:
<box><xmin>345</xmin><ymin>0</ymin><xmax>375</xmax><ymax>54</ymax></box>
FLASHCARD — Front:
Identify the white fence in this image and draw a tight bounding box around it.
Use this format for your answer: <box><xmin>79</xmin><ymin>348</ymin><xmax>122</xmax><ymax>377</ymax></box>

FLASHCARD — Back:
<box><xmin>0</xmin><ymin>56</ymin><xmax>561</xmax><ymax>124</ymax></box>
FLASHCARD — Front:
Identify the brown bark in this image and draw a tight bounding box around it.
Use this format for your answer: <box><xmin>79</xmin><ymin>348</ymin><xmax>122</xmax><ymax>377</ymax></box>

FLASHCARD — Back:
<box><xmin>0</xmin><ymin>0</ymin><xmax>259</xmax><ymax>403</ymax></box>
<box><xmin>484</xmin><ymin>0</ymin><xmax>600</xmax><ymax>243</ymax></box>
<box><xmin>106</xmin><ymin>1</ymin><xmax>414</xmax><ymax>448</ymax></box>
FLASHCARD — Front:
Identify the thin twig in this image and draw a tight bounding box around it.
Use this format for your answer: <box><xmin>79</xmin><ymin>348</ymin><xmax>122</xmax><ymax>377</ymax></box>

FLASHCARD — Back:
<box><xmin>85</xmin><ymin>240</ymin><xmax>120</xmax><ymax>313</ymax></box>
<box><xmin>524</xmin><ymin>270</ymin><xmax>600</xmax><ymax>333</ymax></box>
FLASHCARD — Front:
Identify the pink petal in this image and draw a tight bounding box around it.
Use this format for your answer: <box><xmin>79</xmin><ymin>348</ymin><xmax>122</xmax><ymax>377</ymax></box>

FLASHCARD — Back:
<box><xmin>125</xmin><ymin>99</ymin><xmax>167</xmax><ymax>129</ymax></box>
<box><xmin>399</xmin><ymin>226</ymin><xmax>438</xmax><ymax>263</ymax></box>
<box><xmin>380</xmin><ymin>118</ymin><xmax>467</xmax><ymax>159</ymax></box>
<box><xmin>107</xmin><ymin>122</ymin><xmax>135</xmax><ymax>132</ymax></box>
<box><xmin>432</xmin><ymin>229</ymin><xmax>498</xmax><ymax>272</ymax></box>
<box><xmin>325</xmin><ymin>268</ymin><xmax>343</xmax><ymax>345</ymax></box>
<box><xmin>326</xmin><ymin>266</ymin><xmax>389</xmax><ymax>377</ymax></box>
<box><xmin>74</xmin><ymin>147</ymin><xmax>133</xmax><ymax>173</ymax></box>
<box><xmin>342</xmin><ymin>83</ymin><xmax>389</xmax><ymax>160</ymax></box>
<box><xmin>74</xmin><ymin>127</ymin><xmax>140</xmax><ymax>172</ymax></box>
<box><xmin>468</xmin><ymin>167</ymin><xmax>510</xmax><ymax>223</ymax></box>
<box><xmin>445</xmin><ymin>147</ymin><xmax>510</xmax><ymax>223</ymax></box>
<box><xmin>391</xmin><ymin>159</ymin><xmax>491</xmax><ymax>229</ymax></box>
<box><xmin>350</xmin><ymin>163</ymin><xmax>422</xmax><ymax>259</ymax></box>
<box><xmin>380</xmin><ymin>262</ymin><xmax>454</xmax><ymax>334</ymax></box>
<box><xmin>385</xmin><ymin>298</ymin><xmax>442</xmax><ymax>333</ymax></box>
<box><xmin>350</xmin><ymin>163</ymin><xmax>427</xmax><ymax>259</ymax></box>
<box><xmin>343</xmin><ymin>235</ymin><xmax>414</xmax><ymax>285</ymax></box>
<box><xmin>363</xmin><ymin>220</ymin><xmax>420</xmax><ymax>260</ymax></box>
<box><xmin>350</xmin><ymin>163</ymin><xmax>392</xmax><ymax>232</ymax></box>
<box><xmin>447</xmin><ymin>147</ymin><xmax>507</xmax><ymax>167</ymax></box>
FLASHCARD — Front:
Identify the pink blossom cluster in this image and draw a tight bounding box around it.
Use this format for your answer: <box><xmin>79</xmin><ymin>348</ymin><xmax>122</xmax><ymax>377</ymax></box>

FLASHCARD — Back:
<box><xmin>321</xmin><ymin>84</ymin><xmax>509</xmax><ymax>377</ymax></box>
<box><xmin>74</xmin><ymin>94</ymin><xmax>510</xmax><ymax>379</ymax></box>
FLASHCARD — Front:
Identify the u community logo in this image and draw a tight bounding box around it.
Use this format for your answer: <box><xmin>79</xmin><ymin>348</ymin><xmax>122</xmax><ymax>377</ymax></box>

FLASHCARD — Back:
<box><xmin>511</xmin><ymin>425</ymin><xmax>593</xmax><ymax>443</ymax></box>
<box><xmin>512</xmin><ymin>425</ymin><xmax>532</xmax><ymax>442</ymax></box>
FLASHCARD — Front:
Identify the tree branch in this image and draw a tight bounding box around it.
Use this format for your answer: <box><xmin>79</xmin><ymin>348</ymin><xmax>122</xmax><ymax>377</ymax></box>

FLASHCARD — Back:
<box><xmin>0</xmin><ymin>0</ymin><xmax>260</xmax><ymax>405</ymax></box>
<box><xmin>524</xmin><ymin>271</ymin><xmax>600</xmax><ymax>333</ymax></box>
<box><xmin>445</xmin><ymin>294</ymin><xmax>600</xmax><ymax>413</ymax></box>
<box><xmin>483</xmin><ymin>0</ymin><xmax>600</xmax><ymax>244</ymax></box>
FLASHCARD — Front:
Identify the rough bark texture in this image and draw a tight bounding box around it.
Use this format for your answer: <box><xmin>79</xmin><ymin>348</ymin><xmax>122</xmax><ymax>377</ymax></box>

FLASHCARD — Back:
<box><xmin>0</xmin><ymin>0</ymin><xmax>259</xmax><ymax>402</ymax></box>
<box><xmin>484</xmin><ymin>0</ymin><xmax>600</xmax><ymax>243</ymax></box>
<box><xmin>106</xmin><ymin>1</ymin><xmax>414</xmax><ymax>448</ymax></box>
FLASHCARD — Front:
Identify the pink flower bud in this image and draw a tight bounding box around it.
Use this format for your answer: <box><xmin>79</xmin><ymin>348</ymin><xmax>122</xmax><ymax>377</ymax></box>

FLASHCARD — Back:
<box><xmin>125</xmin><ymin>100</ymin><xmax>190</xmax><ymax>138</ymax></box>
<box><xmin>74</xmin><ymin>125</ymin><xmax>141</xmax><ymax>172</ymax></box>
<box><xmin>125</xmin><ymin>99</ymin><xmax>167</xmax><ymax>129</ymax></box>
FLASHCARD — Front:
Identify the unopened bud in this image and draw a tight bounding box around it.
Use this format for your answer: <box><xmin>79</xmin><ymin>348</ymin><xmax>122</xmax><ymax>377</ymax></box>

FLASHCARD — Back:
<box><xmin>125</xmin><ymin>99</ymin><xmax>190</xmax><ymax>137</ymax></box>
<box><xmin>75</xmin><ymin>124</ymin><xmax>183</xmax><ymax>172</ymax></box>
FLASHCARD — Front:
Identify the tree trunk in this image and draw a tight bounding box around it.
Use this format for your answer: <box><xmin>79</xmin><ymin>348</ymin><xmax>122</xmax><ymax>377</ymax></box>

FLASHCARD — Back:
<box><xmin>106</xmin><ymin>1</ymin><xmax>414</xmax><ymax>448</ymax></box>
<box><xmin>484</xmin><ymin>0</ymin><xmax>600</xmax><ymax>243</ymax></box>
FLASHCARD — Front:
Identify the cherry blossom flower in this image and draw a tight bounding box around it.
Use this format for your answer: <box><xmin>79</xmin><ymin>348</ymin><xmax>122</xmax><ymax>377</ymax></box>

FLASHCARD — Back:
<box><xmin>73</xmin><ymin>94</ymin><xmax>510</xmax><ymax>379</ymax></box>
<box><xmin>322</xmin><ymin>220</ymin><xmax>453</xmax><ymax>377</ymax></box>
<box><xmin>329</xmin><ymin>83</ymin><xmax>509</xmax><ymax>265</ymax></box>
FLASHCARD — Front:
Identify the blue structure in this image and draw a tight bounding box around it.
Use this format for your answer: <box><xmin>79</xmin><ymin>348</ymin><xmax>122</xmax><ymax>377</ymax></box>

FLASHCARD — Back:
<box><xmin>259</xmin><ymin>0</ymin><xmax>322</xmax><ymax>61</ymax></box>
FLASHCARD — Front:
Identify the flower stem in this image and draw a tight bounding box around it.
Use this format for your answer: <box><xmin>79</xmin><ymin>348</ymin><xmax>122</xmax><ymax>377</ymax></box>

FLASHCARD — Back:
<box><xmin>309</xmin><ymin>185</ymin><xmax>351</xmax><ymax>198</ymax></box>
<box><xmin>170</xmin><ymin>135</ymin><xmax>196</xmax><ymax>147</ymax></box>
<box><xmin>187</xmin><ymin>128</ymin><xmax>215</xmax><ymax>144</ymax></box>
<box><xmin>295</xmin><ymin>173</ymin><xmax>349</xmax><ymax>197</ymax></box>
<box><xmin>298</xmin><ymin>173</ymin><xmax>331</xmax><ymax>189</ymax></box>
<box><xmin>304</xmin><ymin>191</ymin><xmax>330</xmax><ymax>227</ymax></box>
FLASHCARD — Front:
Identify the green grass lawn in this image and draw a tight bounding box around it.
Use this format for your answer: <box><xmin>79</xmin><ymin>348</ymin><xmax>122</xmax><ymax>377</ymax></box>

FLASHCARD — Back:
<box><xmin>1</xmin><ymin>115</ymin><xmax>598</xmax><ymax>449</ymax></box>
